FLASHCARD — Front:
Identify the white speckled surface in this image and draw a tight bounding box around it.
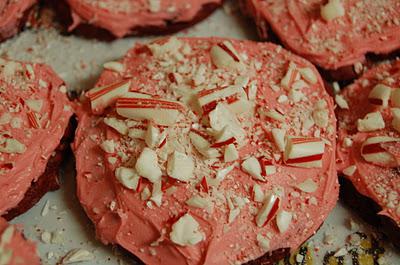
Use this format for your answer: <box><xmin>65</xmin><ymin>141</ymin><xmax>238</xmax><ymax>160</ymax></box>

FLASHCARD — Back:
<box><xmin>0</xmin><ymin>2</ymin><xmax>399</xmax><ymax>264</ymax></box>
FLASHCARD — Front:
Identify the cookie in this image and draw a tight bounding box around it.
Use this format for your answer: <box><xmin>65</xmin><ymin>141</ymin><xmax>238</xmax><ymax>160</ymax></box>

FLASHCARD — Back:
<box><xmin>0</xmin><ymin>58</ymin><xmax>74</xmax><ymax>218</ymax></box>
<box><xmin>336</xmin><ymin>59</ymin><xmax>400</xmax><ymax>244</ymax></box>
<box><xmin>241</xmin><ymin>0</ymin><xmax>400</xmax><ymax>78</ymax></box>
<box><xmin>51</xmin><ymin>0</ymin><xmax>221</xmax><ymax>39</ymax></box>
<box><xmin>73</xmin><ymin>37</ymin><xmax>338</xmax><ymax>264</ymax></box>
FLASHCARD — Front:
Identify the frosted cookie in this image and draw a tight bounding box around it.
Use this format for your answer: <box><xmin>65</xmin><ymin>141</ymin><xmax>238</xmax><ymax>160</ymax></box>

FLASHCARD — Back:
<box><xmin>51</xmin><ymin>0</ymin><xmax>221</xmax><ymax>38</ymax></box>
<box><xmin>0</xmin><ymin>217</ymin><xmax>40</xmax><ymax>265</ymax></box>
<box><xmin>0</xmin><ymin>58</ymin><xmax>74</xmax><ymax>219</ymax></box>
<box><xmin>73</xmin><ymin>37</ymin><xmax>338</xmax><ymax>264</ymax></box>
<box><xmin>337</xmin><ymin>59</ymin><xmax>400</xmax><ymax>245</ymax></box>
<box><xmin>0</xmin><ymin>0</ymin><xmax>36</xmax><ymax>42</ymax></box>
<box><xmin>241</xmin><ymin>0</ymin><xmax>400</xmax><ymax>76</ymax></box>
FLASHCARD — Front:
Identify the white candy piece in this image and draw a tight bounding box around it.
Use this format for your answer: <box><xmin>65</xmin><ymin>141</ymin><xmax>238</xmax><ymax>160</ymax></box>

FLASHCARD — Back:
<box><xmin>100</xmin><ymin>140</ymin><xmax>116</xmax><ymax>153</ymax></box>
<box><xmin>196</xmin><ymin>84</ymin><xmax>250</xmax><ymax>115</ymax></box>
<box><xmin>320</xmin><ymin>0</ymin><xmax>345</xmax><ymax>21</ymax></box>
<box><xmin>361</xmin><ymin>136</ymin><xmax>400</xmax><ymax>167</ymax></box>
<box><xmin>272</xmin><ymin>128</ymin><xmax>286</xmax><ymax>152</ymax></box>
<box><xmin>189</xmin><ymin>131</ymin><xmax>220</xmax><ymax>158</ymax></box>
<box><xmin>264</xmin><ymin>109</ymin><xmax>285</xmax><ymax>122</ymax></box>
<box><xmin>288</xmin><ymin>88</ymin><xmax>305</xmax><ymax>103</ymax></box>
<box><xmin>296</xmin><ymin>178</ymin><xmax>318</xmax><ymax>193</ymax></box>
<box><xmin>150</xmin><ymin>180</ymin><xmax>163</xmax><ymax>207</ymax></box>
<box><xmin>214</xmin><ymin>125</ymin><xmax>235</xmax><ymax>143</ymax></box>
<box><xmin>247</xmin><ymin>80</ymin><xmax>258</xmax><ymax>100</ymax></box>
<box><xmin>210</xmin><ymin>41</ymin><xmax>245</xmax><ymax>71</ymax></box>
<box><xmin>86</xmin><ymin>80</ymin><xmax>131</xmax><ymax>114</ymax></box>
<box><xmin>147</xmin><ymin>37</ymin><xmax>183</xmax><ymax>58</ymax></box>
<box><xmin>242</xmin><ymin>157</ymin><xmax>264</xmax><ymax>181</ymax></box>
<box><xmin>392</xmin><ymin>108</ymin><xmax>400</xmax><ymax>133</ymax></box>
<box><xmin>256</xmin><ymin>194</ymin><xmax>280</xmax><ymax>227</ymax></box>
<box><xmin>103</xmin><ymin>117</ymin><xmax>128</xmax><ymax>135</ymax></box>
<box><xmin>342</xmin><ymin>165</ymin><xmax>357</xmax><ymax>176</ymax></box>
<box><xmin>135</xmin><ymin>148</ymin><xmax>162</xmax><ymax>183</ymax></box>
<box><xmin>115</xmin><ymin>167</ymin><xmax>140</xmax><ymax>190</ymax></box>
<box><xmin>25</xmin><ymin>99</ymin><xmax>43</xmax><ymax>112</ymax></box>
<box><xmin>103</xmin><ymin>61</ymin><xmax>124</xmax><ymax>73</ymax></box>
<box><xmin>216</xmin><ymin>165</ymin><xmax>235</xmax><ymax>181</ymax></box>
<box><xmin>116</xmin><ymin>97</ymin><xmax>184</xmax><ymax>126</ymax></box>
<box><xmin>186</xmin><ymin>195</ymin><xmax>211</xmax><ymax>209</ymax></box>
<box><xmin>291</xmin><ymin>80</ymin><xmax>308</xmax><ymax>90</ymax></box>
<box><xmin>313</xmin><ymin>100</ymin><xmax>329</xmax><ymax>127</ymax></box>
<box><xmin>167</xmin><ymin>151</ymin><xmax>195</xmax><ymax>182</ymax></box>
<box><xmin>145</xmin><ymin>124</ymin><xmax>163</xmax><ymax>149</ymax></box>
<box><xmin>228</xmin><ymin>208</ymin><xmax>241</xmax><ymax>223</ymax></box>
<box><xmin>128</xmin><ymin>122</ymin><xmax>147</xmax><ymax>140</ymax></box>
<box><xmin>0</xmin><ymin>138</ymin><xmax>26</xmax><ymax>154</ymax></box>
<box><xmin>256</xmin><ymin>234</ymin><xmax>270</xmax><ymax>250</ymax></box>
<box><xmin>141</xmin><ymin>187</ymin><xmax>151</xmax><ymax>201</ymax></box>
<box><xmin>281</xmin><ymin>62</ymin><xmax>300</xmax><ymax>90</ymax></box>
<box><xmin>209</xmin><ymin>103</ymin><xmax>246</xmax><ymax>144</ymax></box>
<box><xmin>335</xmin><ymin>95</ymin><xmax>349</xmax><ymax>109</ymax></box>
<box><xmin>170</xmin><ymin>214</ymin><xmax>204</xmax><ymax>246</ymax></box>
<box><xmin>276</xmin><ymin>210</ymin><xmax>293</xmax><ymax>233</ymax></box>
<box><xmin>284</xmin><ymin>137</ymin><xmax>325</xmax><ymax>168</ymax></box>
<box><xmin>368</xmin><ymin>84</ymin><xmax>392</xmax><ymax>107</ymax></box>
<box><xmin>357</xmin><ymin>112</ymin><xmax>385</xmax><ymax>132</ymax></box>
<box><xmin>299</xmin><ymin>67</ymin><xmax>318</xmax><ymax>84</ymax></box>
<box><xmin>343</xmin><ymin>137</ymin><xmax>353</xmax><ymax>148</ymax></box>
<box><xmin>224</xmin><ymin>144</ymin><xmax>239</xmax><ymax>162</ymax></box>
<box><xmin>253</xmin><ymin>184</ymin><xmax>265</xmax><ymax>203</ymax></box>
<box><xmin>391</xmin><ymin>88</ymin><xmax>400</xmax><ymax>107</ymax></box>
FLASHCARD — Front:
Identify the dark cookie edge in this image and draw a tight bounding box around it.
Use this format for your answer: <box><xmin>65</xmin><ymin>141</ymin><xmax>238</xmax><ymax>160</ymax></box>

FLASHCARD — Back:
<box><xmin>2</xmin><ymin>116</ymin><xmax>76</xmax><ymax>220</ymax></box>
<box><xmin>46</xmin><ymin>0</ymin><xmax>221</xmax><ymax>41</ymax></box>
<box><xmin>339</xmin><ymin>176</ymin><xmax>400</xmax><ymax>249</ymax></box>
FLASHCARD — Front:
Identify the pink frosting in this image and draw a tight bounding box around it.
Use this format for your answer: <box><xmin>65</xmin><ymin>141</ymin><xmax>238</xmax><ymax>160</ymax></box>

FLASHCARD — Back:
<box><xmin>73</xmin><ymin>37</ymin><xmax>338</xmax><ymax>264</ymax></box>
<box><xmin>243</xmin><ymin>0</ymin><xmax>400</xmax><ymax>70</ymax></box>
<box><xmin>0</xmin><ymin>217</ymin><xmax>40</xmax><ymax>265</ymax></box>
<box><xmin>0</xmin><ymin>59</ymin><xmax>74</xmax><ymax>216</ymax></box>
<box><xmin>0</xmin><ymin>0</ymin><xmax>36</xmax><ymax>41</ymax></box>
<box><xmin>66</xmin><ymin>0</ymin><xmax>221</xmax><ymax>37</ymax></box>
<box><xmin>337</xmin><ymin>59</ymin><xmax>400</xmax><ymax>225</ymax></box>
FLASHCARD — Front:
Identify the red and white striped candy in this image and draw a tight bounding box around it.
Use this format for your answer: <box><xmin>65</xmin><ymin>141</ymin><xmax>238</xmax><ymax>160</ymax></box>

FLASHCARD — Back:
<box><xmin>197</xmin><ymin>85</ymin><xmax>249</xmax><ymax>115</ymax></box>
<box><xmin>127</xmin><ymin>122</ymin><xmax>148</xmax><ymax>139</ymax></box>
<box><xmin>210</xmin><ymin>41</ymin><xmax>245</xmax><ymax>71</ymax></box>
<box><xmin>284</xmin><ymin>137</ymin><xmax>325</xmax><ymax>168</ymax></box>
<box><xmin>116</xmin><ymin>97</ymin><xmax>185</xmax><ymax>126</ymax></box>
<box><xmin>27</xmin><ymin>111</ymin><xmax>41</xmax><ymax>129</ymax></box>
<box><xmin>256</xmin><ymin>194</ymin><xmax>280</xmax><ymax>227</ymax></box>
<box><xmin>258</xmin><ymin>157</ymin><xmax>276</xmax><ymax>176</ymax></box>
<box><xmin>86</xmin><ymin>79</ymin><xmax>131</xmax><ymax>114</ymax></box>
<box><xmin>281</xmin><ymin>62</ymin><xmax>300</xmax><ymax>90</ymax></box>
<box><xmin>361</xmin><ymin>136</ymin><xmax>400</xmax><ymax>167</ymax></box>
<box><xmin>368</xmin><ymin>84</ymin><xmax>391</xmax><ymax>107</ymax></box>
<box><xmin>189</xmin><ymin>129</ymin><xmax>220</xmax><ymax>159</ymax></box>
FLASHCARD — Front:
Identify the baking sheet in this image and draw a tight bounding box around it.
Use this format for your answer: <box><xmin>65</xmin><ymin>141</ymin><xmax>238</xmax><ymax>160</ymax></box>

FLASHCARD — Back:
<box><xmin>0</xmin><ymin>2</ymin><xmax>399</xmax><ymax>264</ymax></box>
